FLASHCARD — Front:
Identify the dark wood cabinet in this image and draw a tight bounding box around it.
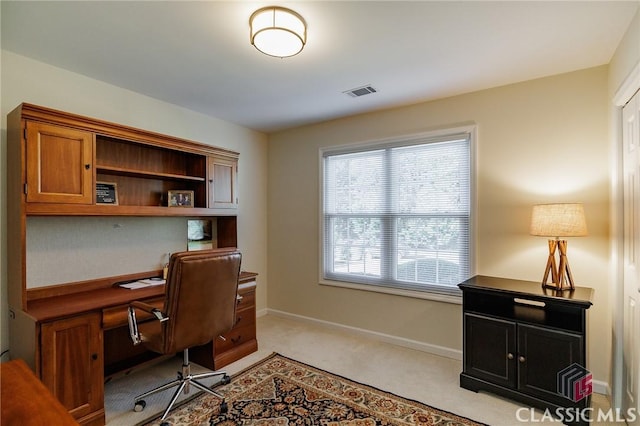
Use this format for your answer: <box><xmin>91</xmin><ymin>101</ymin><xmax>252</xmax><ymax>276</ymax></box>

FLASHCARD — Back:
<box><xmin>464</xmin><ymin>314</ymin><xmax>516</xmax><ymax>388</ymax></box>
<box><xmin>459</xmin><ymin>275</ymin><xmax>593</xmax><ymax>425</ymax></box>
<box><xmin>40</xmin><ymin>312</ymin><xmax>104</xmax><ymax>426</ymax></box>
<box><xmin>517</xmin><ymin>323</ymin><xmax>583</xmax><ymax>405</ymax></box>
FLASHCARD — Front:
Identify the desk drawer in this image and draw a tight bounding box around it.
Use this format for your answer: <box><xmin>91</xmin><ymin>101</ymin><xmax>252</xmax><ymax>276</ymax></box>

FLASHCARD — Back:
<box><xmin>216</xmin><ymin>317</ymin><xmax>256</xmax><ymax>354</ymax></box>
<box><xmin>231</xmin><ymin>307</ymin><xmax>255</xmax><ymax>332</ymax></box>
<box><xmin>236</xmin><ymin>289</ymin><xmax>254</xmax><ymax>311</ymax></box>
<box><xmin>102</xmin><ymin>298</ymin><xmax>164</xmax><ymax>330</ymax></box>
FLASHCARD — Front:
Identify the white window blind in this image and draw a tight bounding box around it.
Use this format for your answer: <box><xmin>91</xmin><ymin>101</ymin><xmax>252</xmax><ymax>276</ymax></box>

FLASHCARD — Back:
<box><xmin>322</xmin><ymin>131</ymin><xmax>472</xmax><ymax>295</ymax></box>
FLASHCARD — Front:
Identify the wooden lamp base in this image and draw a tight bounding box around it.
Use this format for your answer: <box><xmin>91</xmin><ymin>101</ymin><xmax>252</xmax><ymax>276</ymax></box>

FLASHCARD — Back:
<box><xmin>541</xmin><ymin>239</ymin><xmax>575</xmax><ymax>291</ymax></box>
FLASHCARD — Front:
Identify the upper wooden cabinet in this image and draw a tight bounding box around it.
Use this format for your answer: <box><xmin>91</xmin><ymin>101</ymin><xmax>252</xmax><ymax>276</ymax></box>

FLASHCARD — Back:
<box><xmin>8</xmin><ymin>103</ymin><xmax>239</xmax><ymax>216</ymax></box>
<box><xmin>26</xmin><ymin>121</ymin><xmax>94</xmax><ymax>204</ymax></box>
<box><xmin>208</xmin><ymin>155</ymin><xmax>238</xmax><ymax>209</ymax></box>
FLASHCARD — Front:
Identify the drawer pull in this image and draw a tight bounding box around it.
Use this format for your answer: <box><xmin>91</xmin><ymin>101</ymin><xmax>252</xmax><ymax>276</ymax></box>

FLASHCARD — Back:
<box><xmin>507</xmin><ymin>353</ymin><xmax>514</xmax><ymax>360</ymax></box>
<box><xmin>235</xmin><ymin>316</ymin><xmax>243</xmax><ymax>326</ymax></box>
<box><xmin>231</xmin><ymin>335</ymin><xmax>242</xmax><ymax>344</ymax></box>
<box><xmin>519</xmin><ymin>356</ymin><xmax>526</xmax><ymax>363</ymax></box>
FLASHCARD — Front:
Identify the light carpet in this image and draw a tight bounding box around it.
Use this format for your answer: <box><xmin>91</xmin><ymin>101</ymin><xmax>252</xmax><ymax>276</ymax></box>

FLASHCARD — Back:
<box><xmin>140</xmin><ymin>352</ymin><xmax>486</xmax><ymax>426</ymax></box>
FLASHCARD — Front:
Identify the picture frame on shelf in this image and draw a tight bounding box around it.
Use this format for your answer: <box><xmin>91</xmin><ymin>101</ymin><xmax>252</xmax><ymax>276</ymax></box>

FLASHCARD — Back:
<box><xmin>96</xmin><ymin>182</ymin><xmax>118</xmax><ymax>205</ymax></box>
<box><xmin>168</xmin><ymin>190</ymin><xmax>194</xmax><ymax>207</ymax></box>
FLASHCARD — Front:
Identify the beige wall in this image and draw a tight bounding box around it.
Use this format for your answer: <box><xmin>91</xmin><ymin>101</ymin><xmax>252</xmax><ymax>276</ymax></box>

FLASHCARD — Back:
<box><xmin>0</xmin><ymin>51</ymin><xmax>269</xmax><ymax>356</ymax></box>
<box><xmin>609</xmin><ymin>7</ymin><xmax>640</xmax><ymax>96</ymax></box>
<box><xmin>268</xmin><ymin>66</ymin><xmax>611</xmax><ymax>383</ymax></box>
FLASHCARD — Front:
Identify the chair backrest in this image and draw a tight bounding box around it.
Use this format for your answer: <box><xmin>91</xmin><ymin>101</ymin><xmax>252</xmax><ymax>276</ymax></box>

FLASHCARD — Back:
<box><xmin>159</xmin><ymin>248</ymin><xmax>241</xmax><ymax>354</ymax></box>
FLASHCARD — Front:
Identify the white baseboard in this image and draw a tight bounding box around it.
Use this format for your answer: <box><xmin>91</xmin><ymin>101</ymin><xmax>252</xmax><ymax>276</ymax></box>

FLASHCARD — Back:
<box><xmin>259</xmin><ymin>308</ymin><xmax>610</xmax><ymax>396</ymax></box>
<box><xmin>592</xmin><ymin>380</ymin><xmax>609</xmax><ymax>397</ymax></box>
<box><xmin>264</xmin><ymin>308</ymin><xmax>462</xmax><ymax>360</ymax></box>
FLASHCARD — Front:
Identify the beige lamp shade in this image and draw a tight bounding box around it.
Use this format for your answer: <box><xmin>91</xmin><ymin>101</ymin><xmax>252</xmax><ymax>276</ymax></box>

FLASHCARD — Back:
<box><xmin>530</xmin><ymin>203</ymin><xmax>588</xmax><ymax>238</ymax></box>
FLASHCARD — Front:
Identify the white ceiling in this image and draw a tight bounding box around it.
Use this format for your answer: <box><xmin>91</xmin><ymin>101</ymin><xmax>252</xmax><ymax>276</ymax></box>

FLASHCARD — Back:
<box><xmin>2</xmin><ymin>1</ymin><xmax>638</xmax><ymax>133</ymax></box>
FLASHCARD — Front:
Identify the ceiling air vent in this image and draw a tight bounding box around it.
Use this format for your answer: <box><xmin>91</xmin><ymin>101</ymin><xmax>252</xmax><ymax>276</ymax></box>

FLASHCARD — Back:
<box><xmin>343</xmin><ymin>85</ymin><xmax>378</xmax><ymax>98</ymax></box>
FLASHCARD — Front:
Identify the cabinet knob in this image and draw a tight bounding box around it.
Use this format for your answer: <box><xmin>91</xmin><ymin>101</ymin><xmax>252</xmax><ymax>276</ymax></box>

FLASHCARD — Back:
<box><xmin>85</xmin><ymin>164</ymin><xmax>91</xmax><ymax>170</ymax></box>
<box><xmin>519</xmin><ymin>356</ymin><xmax>526</xmax><ymax>363</ymax></box>
<box><xmin>91</xmin><ymin>353</ymin><xmax>98</xmax><ymax>361</ymax></box>
<box><xmin>507</xmin><ymin>353</ymin><xmax>514</xmax><ymax>360</ymax></box>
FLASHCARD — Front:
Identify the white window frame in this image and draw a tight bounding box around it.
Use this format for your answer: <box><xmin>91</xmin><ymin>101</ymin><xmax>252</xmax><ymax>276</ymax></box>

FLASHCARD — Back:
<box><xmin>319</xmin><ymin>125</ymin><xmax>477</xmax><ymax>303</ymax></box>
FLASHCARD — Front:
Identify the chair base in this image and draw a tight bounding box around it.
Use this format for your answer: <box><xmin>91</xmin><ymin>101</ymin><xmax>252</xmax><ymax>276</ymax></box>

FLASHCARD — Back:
<box><xmin>133</xmin><ymin>349</ymin><xmax>230</xmax><ymax>423</ymax></box>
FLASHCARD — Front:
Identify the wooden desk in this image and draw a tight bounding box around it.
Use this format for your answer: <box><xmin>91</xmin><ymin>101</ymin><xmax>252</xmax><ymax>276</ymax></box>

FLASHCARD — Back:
<box><xmin>1</xmin><ymin>359</ymin><xmax>79</xmax><ymax>425</ymax></box>
<box><xmin>6</xmin><ymin>103</ymin><xmax>250</xmax><ymax>426</ymax></box>
<box><xmin>9</xmin><ymin>271</ymin><xmax>258</xmax><ymax>426</ymax></box>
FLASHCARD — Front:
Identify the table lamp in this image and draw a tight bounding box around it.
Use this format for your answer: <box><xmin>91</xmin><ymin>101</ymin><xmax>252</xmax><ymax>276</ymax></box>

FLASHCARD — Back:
<box><xmin>530</xmin><ymin>203</ymin><xmax>587</xmax><ymax>290</ymax></box>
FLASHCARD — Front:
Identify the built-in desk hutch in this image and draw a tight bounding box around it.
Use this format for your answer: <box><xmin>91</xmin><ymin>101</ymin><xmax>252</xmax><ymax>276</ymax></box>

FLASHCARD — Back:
<box><xmin>6</xmin><ymin>103</ymin><xmax>257</xmax><ymax>426</ymax></box>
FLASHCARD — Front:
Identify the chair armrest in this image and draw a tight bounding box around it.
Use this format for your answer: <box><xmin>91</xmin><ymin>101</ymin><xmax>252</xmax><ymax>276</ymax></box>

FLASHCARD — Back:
<box><xmin>127</xmin><ymin>301</ymin><xmax>169</xmax><ymax>345</ymax></box>
<box><xmin>130</xmin><ymin>301</ymin><xmax>169</xmax><ymax>321</ymax></box>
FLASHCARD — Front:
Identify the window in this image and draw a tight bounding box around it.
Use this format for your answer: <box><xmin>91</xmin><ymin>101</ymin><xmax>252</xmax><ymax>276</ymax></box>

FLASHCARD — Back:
<box><xmin>321</xmin><ymin>128</ymin><xmax>474</xmax><ymax>297</ymax></box>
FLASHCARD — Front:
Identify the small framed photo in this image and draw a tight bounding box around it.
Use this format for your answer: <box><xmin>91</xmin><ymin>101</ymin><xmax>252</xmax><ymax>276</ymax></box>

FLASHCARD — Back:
<box><xmin>96</xmin><ymin>182</ymin><xmax>118</xmax><ymax>205</ymax></box>
<box><xmin>168</xmin><ymin>190</ymin><xmax>194</xmax><ymax>207</ymax></box>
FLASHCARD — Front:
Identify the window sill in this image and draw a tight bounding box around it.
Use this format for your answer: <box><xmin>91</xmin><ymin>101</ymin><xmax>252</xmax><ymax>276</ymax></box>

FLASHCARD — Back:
<box><xmin>319</xmin><ymin>279</ymin><xmax>462</xmax><ymax>304</ymax></box>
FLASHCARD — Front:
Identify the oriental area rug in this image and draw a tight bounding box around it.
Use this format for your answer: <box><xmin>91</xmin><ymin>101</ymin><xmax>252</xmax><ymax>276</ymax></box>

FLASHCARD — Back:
<box><xmin>141</xmin><ymin>353</ymin><xmax>485</xmax><ymax>426</ymax></box>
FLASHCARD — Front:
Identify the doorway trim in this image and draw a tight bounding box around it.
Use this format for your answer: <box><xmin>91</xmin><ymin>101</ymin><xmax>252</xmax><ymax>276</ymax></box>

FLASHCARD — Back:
<box><xmin>611</xmin><ymin>60</ymin><xmax>640</xmax><ymax>408</ymax></box>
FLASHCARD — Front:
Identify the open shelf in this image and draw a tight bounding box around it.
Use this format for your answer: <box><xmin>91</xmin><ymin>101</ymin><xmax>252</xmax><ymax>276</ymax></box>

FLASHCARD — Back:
<box><xmin>463</xmin><ymin>289</ymin><xmax>584</xmax><ymax>333</ymax></box>
<box><xmin>95</xmin><ymin>135</ymin><xmax>208</xmax><ymax>208</ymax></box>
<box><xmin>24</xmin><ymin>203</ymin><xmax>236</xmax><ymax>216</ymax></box>
<box><xmin>96</xmin><ymin>165</ymin><xmax>206</xmax><ymax>182</ymax></box>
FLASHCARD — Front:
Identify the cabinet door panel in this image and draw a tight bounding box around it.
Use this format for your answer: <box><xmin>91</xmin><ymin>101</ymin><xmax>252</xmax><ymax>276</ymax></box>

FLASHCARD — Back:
<box><xmin>464</xmin><ymin>313</ymin><xmax>516</xmax><ymax>387</ymax></box>
<box><xmin>208</xmin><ymin>156</ymin><xmax>237</xmax><ymax>209</ymax></box>
<box><xmin>41</xmin><ymin>312</ymin><xmax>103</xmax><ymax>420</ymax></box>
<box><xmin>26</xmin><ymin>122</ymin><xmax>94</xmax><ymax>204</ymax></box>
<box><xmin>517</xmin><ymin>323</ymin><xmax>583</xmax><ymax>405</ymax></box>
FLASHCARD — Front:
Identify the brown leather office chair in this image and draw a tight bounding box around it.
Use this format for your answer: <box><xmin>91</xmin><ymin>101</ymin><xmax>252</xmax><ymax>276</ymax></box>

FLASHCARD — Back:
<box><xmin>127</xmin><ymin>248</ymin><xmax>241</xmax><ymax>425</ymax></box>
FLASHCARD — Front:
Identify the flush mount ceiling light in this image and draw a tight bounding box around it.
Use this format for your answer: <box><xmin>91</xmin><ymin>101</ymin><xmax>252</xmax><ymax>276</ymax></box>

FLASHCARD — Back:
<box><xmin>250</xmin><ymin>6</ymin><xmax>306</xmax><ymax>58</ymax></box>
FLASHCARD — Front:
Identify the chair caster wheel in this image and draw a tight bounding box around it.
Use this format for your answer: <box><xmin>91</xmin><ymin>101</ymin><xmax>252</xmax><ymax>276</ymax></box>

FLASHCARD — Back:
<box><xmin>220</xmin><ymin>401</ymin><xmax>228</xmax><ymax>414</ymax></box>
<box><xmin>134</xmin><ymin>400</ymin><xmax>146</xmax><ymax>412</ymax></box>
<box><xmin>221</xmin><ymin>374</ymin><xmax>231</xmax><ymax>385</ymax></box>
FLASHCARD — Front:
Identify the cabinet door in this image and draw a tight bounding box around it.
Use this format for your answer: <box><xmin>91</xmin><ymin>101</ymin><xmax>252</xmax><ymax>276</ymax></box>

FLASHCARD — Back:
<box><xmin>40</xmin><ymin>312</ymin><xmax>104</xmax><ymax>422</ymax></box>
<box><xmin>517</xmin><ymin>323</ymin><xmax>583</xmax><ymax>405</ymax></box>
<box><xmin>26</xmin><ymin>121</ymin><xmax>94</xmax><ymax>204</ymax></box>
<box><xmin>464</xmin><ymin>313</ymin><xmax>517</xmax><ymax>388</ymax></box>
<box><xmin>208</xmin><ymin>156</ymin><xmax>238</xmax><ymax>209</ymax></box>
